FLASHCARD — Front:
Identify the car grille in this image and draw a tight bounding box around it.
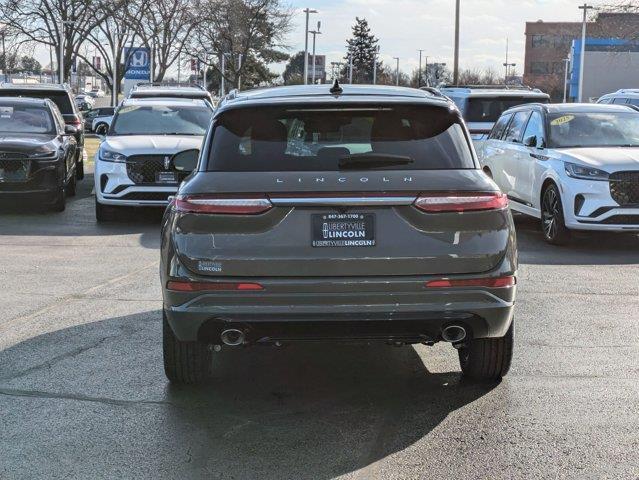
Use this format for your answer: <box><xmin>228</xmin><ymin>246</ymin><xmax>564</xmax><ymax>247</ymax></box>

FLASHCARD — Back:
<box><xmin>125</xmin><ymin>155</ymin><xmax>190</xmax><ymax>185</ymax></box>
<box><xmin>600</xmin><ymin>215</ymin><xmax>639</xmax><ymax>225</ymax></box>
<box><xmin>120</xmin><ymin>192</ymin><xmax>172</xmax><ymax>202</ymax></box>
<box><xmin>609</xmin><ymin>171</ymin><xmax>639</xmax><ymax>206</ymax></box>
<box><xmin>0</xmin><ymin>153</ymin><xmax>31</xmax><ymax>183</ymax></box>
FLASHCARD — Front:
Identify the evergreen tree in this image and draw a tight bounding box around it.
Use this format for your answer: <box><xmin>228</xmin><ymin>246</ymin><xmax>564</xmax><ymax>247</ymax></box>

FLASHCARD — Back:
<box><xmin>282</xmin><ymin>51</ymin><xmax>306</xmax><ymax>85</ymax></box>
<box><xmin>342</xmin><ymin>17</ymin><xmax>379</xmax><ymax>84</ymax></box>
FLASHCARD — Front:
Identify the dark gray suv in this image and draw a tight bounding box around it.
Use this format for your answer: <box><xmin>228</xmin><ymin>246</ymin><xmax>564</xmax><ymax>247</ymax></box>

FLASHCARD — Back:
<box><xmin>160</xmin><ymin>84</ymin><xmax>517</xmax><ymax>384</ymax></box>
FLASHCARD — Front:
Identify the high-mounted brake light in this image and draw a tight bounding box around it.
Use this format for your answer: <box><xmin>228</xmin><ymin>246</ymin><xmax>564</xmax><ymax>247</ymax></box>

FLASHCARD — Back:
<box><xmin>414</xmin><ymin>192</ymin><xmax>507</xmax><ymax>213</ymax></box>
<box><xmin>175</xmin><ymin>195</ymin><xmax>273</xmax><ymax>214</ymax></box>
<box><xmin>425</xmin><ymin>276</ymin><xmax>516</xmax><ymax>288</ymax></box>
<box><xmin>167</xmin><ymin>281</ymin><xmax>264</xmax><ymax>292</ymax></box>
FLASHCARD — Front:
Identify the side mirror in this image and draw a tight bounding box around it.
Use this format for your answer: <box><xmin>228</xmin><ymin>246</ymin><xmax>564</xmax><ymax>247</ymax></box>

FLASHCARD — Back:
<box><xmin>172</xmin><ymin>149</ymin><xmax>200</xmax><ymax>173</ymax></box>
<box><xmin>64</xmin><ymin>125</ymin><xmax>78</xmax><ymax>135</ymax></box>
<box><xmin>523</xmin><ymin>135</ymin><xmax>537</xmax><ymax>148</ymax></box>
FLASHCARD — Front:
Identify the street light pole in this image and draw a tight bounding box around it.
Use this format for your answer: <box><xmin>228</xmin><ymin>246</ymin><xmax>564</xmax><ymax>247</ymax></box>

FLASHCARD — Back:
<box><xmin>221</xmin><ymin>53</ymin><xmax>226</xmax><ymax>97</ymax></box>
<box><xmin>417</xmin><ymin>49</ymin><xmax>424</xmax><ymax>87</ymax></box>
<box><xmin>453</xmin><ymin>0</ymin><xmax>460</xmax><ymax>85</ymax></box>
<box><xmin>578</xmin><ymin>3</ymin><xmax>594</xmax><ymax>102</ymax></box>
<box><xmin>563</xmin><ymin>57</ymin><xmax>570</xmax><ymax>103</ymax></box>
<box><xmin>373</xmin><ymin>46</ymin><xmax>379</xmax><ymax>85</ymax></box>
<box><xmin>112</xmin><ymin>38</ymin><xmax>117</xmax><ymax>107</ymax></box>
<box><xmin>348</xmin><ymin>54</ymin><xmax>353</xmax><ymax>84</ymax></box>
<box><xmin>237</xmin><ymin>54</ymin><xmax>243</xmax><ymax>90</ymax></box>
<box><xmin>309</xmin><ymin>21</ymin><xmax>321</xmax><ymax>85</ymax></box>
<box><xmin>393</xmin><ymin>57</ymin><xmax>400</xmax><ymax>86</ymax></box>
<box><xmin>302</xmin><ymin>8</ymin><xmax>318</xmax><ymax>85</ymax></box>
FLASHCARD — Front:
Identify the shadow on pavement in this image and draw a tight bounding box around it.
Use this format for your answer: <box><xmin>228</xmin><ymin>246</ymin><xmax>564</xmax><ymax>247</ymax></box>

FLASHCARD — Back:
<box><xmin>514</xmin><ymin>214</ymin><xmax>639</xmax><ymax>266</ymax></box>
<box><xmin>0</xmin><ymin>311</ymin><xmax>496</xmax><ymax>479</ymax></box>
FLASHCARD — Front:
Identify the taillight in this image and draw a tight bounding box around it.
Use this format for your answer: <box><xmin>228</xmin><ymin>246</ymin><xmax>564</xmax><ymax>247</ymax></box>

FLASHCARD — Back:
<box><xmin>68</xmin><ymin>118</ymin><xmax>82</xmax><ymax>127</ymax></box>
<box><xmin>167</xmin><ymin>281</ymin><xmax>264</xmax><ymax>292</ymax></box>
<box><xmin>425</xmin><ymin>276</ymin><xmax>516</xmax><ymax>288</ymax></box>
<box><xmin>174</xmin><ymin>195</ymin><xmax>273</xmax><ymax>214</ymax></box>
<box><xmin>414</xmin><ymin>192</ymin><xmax>507</xmax><ymax>213</ymax></box>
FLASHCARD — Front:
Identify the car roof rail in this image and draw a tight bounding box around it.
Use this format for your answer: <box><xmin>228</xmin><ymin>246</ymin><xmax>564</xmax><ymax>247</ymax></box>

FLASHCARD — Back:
<box><xmin>439</xmin><ymin>84</ymin><xmax>537</xmax><ymax>91</ymax></box>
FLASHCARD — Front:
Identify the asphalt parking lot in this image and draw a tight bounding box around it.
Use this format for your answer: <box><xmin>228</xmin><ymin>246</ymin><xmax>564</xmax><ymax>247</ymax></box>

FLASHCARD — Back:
<box><xmin>0</xmin><ymin>167</ymin><xmax>638</xmax><ymax>480</ymax></box>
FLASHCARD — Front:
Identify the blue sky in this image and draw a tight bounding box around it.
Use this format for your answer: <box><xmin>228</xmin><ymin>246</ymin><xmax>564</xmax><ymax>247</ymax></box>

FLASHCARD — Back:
<box><xmin>283</xmin><ymin>0</ymin><xmax>607</xmax><ymax>76</ymax></box>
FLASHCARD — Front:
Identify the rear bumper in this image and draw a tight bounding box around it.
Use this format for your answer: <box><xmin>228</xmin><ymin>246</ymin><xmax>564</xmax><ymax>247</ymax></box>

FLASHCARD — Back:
<box><xmin>163</xmin><ymin>276</ymin><xmax>516</xmax><ymax>343</ymax></box>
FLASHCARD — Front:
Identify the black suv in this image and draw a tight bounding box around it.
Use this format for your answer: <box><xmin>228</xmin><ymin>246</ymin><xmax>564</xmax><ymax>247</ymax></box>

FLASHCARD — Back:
<box><xmin>0</xmin><ymin>83</ymin><xmax>85</xmax><ymax>179</ymax></box>
<box><xmin>0</xmin><ymin>97</ymin><xmax>78</xmax><ymax>210</ymax></box>
<box><xmin>160</xmin><ymin>84</ymin><xmax>518</xmax><ymax>384</ymax></box>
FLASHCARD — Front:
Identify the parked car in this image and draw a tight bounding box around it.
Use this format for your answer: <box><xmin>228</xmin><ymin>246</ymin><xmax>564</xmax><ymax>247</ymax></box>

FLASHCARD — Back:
<box><xmin>596</xmin><ymin>89</ymin><xmax>639</xmax><ymax>107</ymax></box>
<box><xmin>94</xmin><ymin>98</ymin><xmax>213</xmax><ymax>221</ymax></box>
<box><xmin>83</xmin><ymin>107</ymin><xmax>115</xmax><ymax>133</ymax></box>
<box><xmin>439</xmin><ymin>85</ymin><xmax>550</xmax><ymax>142</ymax></box>
<box><xmin>0</xmin><ymin>97</ymin><xmax>78</xmax><ymax>211</ymax></box>
<box><xmin>88</xmin><ymin>86</ymin><xmax>106</xmax><ymax>98</ymax></box>
<box><xmin>74</xmin><ymin>94</ymin><xmax>95</xmax><ymax>112</ymax></box>
<box><xmin>0</xmin><ymin>83</ymin><xmax>86</xmax><ymax>179</ymax></box>
<box><xmin>127</xmin><ymin>83</ymin><xmax>213</xmax><ymax>106</ymax></box>
<box><xmin>159</xmin><ymin>83</ymin><xmax>518</xmax><ymax>384</ymax></box>
<box><xmin>478</xmin><ymin>103</ymin><xmax>639</xmax><ymax>244</ymax></box>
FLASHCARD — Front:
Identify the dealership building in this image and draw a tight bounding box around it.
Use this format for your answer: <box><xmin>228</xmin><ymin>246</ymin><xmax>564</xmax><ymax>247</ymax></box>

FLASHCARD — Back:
<box><xmin>523</xmin><ymin>12</ymin><xmax>639</xmax><ymax>100</ymax></box>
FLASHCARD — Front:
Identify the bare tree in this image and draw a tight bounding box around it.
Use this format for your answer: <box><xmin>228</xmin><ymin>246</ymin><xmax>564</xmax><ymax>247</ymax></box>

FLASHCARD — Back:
<box><xmin>0</xmin><ymin>0</ymin><xmax>124</xmax><ymax>82</ymax></box>
<box><xmin>191</xmin><ymin>0</ymin><xmax>291</xmax><ymax>91</ymax></box>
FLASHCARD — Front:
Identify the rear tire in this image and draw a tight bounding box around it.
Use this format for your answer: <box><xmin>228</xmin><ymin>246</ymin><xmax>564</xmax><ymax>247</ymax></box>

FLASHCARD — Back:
<box><xmin>458</xmin><ymin>321</ymin><xmax>514</xmax><ymax>381</ymax></box>
<box><xmin>66</xmin><ymin>170</ymin><xmax>77</xmax><ymax>197</ymax></box>
<box><xmin>95</xmin><ymin>123</ymin><xmax>108</xmax><ymax>135</ymax></box>
<box><xmin>541</xmin><ymin>183</ymin><xmax>571</xmax><ymax>245</ymax></box>
<box><xmin>163</xmin><ymin>311</ymin><xmax>210</xmax><ymax>384</ymax></box>
<box><xmin>76</xmin><ymin>151</ymin><xmax>85</xmax><ymax>180</ymax></box>
<box><xmin>50</xmin><ymin>186</ymin><xmax>66</xmax><ymax>212</ymax></box>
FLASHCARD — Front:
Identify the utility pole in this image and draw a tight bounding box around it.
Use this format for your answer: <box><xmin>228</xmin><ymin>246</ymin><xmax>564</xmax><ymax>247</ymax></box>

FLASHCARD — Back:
<box><xmin>502</xmin><ymin>38</ymin><xmax>515</xmax><ymax>84</ymax></box>
<box><xmin>424</xmin><ymin>56</ymin><xmax>429</xmax><ymax>86</ymax></box>
<box><xmin>453</xmin><ymin>0</ymin><xmax>460</xmax><ymax>85</ymax></box>
<box><xmin>373</xmin><ymin>46</ymin><xmax>379</xmax><ymax>85</ymax></box>
<box><xmin>563</xmin><ymin>57</ymin><xmax>571</xmax><ymax>103</ymax></box>
<box><xmin>393</xmin><ymin>57</ymin><xmax>400</xmax><ymax>86</ymax></box>
<box><xmin>112</xmin><ymin>37</ymin><xmax>118</xmax><ymax>106</ymax></box>
<box><xmin>417</xmin><ymin>49</ymin><xmax>424</xmax><ymax>87</ymax></box>
<box><xmin>348</xmin><ymin>54</ymin><xmax>353</xmax><ymax>84</ymax></box>
<box><xmin>237</xmin><ymin>54</ymin><xmax>243</xmax><ymax>90</ymax></box>
<box><xmin>1</xmin><ymin>29</ymin><xmax>7</xmax><ymax>81</ymax></box>
<box><xmin>578</xmin><ymin>3</ymin><xmax>594</xmax><ymax>102</ymax></box>
<box><xmin>309</xmin><ymin>21</ymin><xmax>321</xmax><ymax>84</ymax></box>
<box><xmin>302</xmin><ymin>8</ymin><xmax>318</xmax><ymax>85</ymax></box>
<box><xmin>220</xmin><ymin>53</ymin><xmax>226</xmax><ymax>97</ymax></box>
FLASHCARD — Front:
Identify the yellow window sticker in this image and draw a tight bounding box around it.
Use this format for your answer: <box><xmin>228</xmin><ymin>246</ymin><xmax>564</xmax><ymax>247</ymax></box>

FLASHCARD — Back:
<box><xmin>551</xmin><ymin>115</ymin><xmax>574</xmax><ymax>126</ymax></box>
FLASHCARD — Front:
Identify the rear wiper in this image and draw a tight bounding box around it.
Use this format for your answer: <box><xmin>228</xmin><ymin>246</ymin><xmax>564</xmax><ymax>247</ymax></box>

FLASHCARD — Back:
<box><xmin>338</xmin><ymin>153</ymin><xmax>414</xmax><ymax>170</ymax></box>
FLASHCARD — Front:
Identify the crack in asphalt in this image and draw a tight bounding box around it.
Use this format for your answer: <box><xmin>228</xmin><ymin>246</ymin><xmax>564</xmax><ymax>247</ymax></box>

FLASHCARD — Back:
<box><xmin>0</xmin><ymin>260</ymin><xmax>159</xmax><ymax>335</ymax></box>
<box><xmin>0</xmin><ymin>334</ymin><xmax>120</xmax><ymax>382</ymax></box>
<box><xmin>0</xmin><ymin>386</ymin><xmax>173</xmax><ymax>408</ymax></box>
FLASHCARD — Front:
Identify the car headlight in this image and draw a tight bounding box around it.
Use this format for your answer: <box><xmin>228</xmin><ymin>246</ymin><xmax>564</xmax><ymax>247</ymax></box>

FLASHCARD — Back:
<box><xmin>564</xmin><ymin>162</ymin><xmax>609</xmax><ymax>181</ymax></box>
<box><xmin>100</xmin><ymin>148</ymin><xmax>128</xmax><ymax>163</ymax></box>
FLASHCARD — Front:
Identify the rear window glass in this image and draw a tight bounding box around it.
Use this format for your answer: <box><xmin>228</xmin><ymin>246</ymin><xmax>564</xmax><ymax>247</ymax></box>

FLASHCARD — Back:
<box><xmin>466</xmin><ymin>96</ymin><xmax>548</xmax><ymax>123</ymax></box>
<box><xmin>206</xmin><ymin>104</ymin><xmax>474</xmax><ymax>171</ymax></box>
<box><xmin>111</xmin><ymin>105</ymin><xmax>212</xmax><ymax>136</ymax></box>
<box><xmin>0</xmin><ymin>90</ymin><xmax>73</xmax><ymax>115</ymax></box>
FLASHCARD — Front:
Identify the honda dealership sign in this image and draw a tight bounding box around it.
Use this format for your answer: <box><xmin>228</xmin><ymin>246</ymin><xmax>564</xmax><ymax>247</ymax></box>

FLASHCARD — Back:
<box><xmin>123</xmin><ymin>47</ymin><xmax>150</xmax><ymax>81</ymax></box>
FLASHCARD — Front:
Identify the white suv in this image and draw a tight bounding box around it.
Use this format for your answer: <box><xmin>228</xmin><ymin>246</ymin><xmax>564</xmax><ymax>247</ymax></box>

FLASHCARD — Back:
<box><xmin>94</xmin><ymin>98</ymin><xmax>213</xmax><ymax>221</ymax></box>
<box><xmin>478</xmin><ymin>102</ymin><xmax>639</xmax><ymax>244</ymax></box>
<box><xmin>597</xmin><ymin>89</ymin><xmax>639</xmax><ymax>107</ymax></box>
<box><xmin>439</xmin><ymin>85</ymin><xmax>550</xmax><ymax>142</ymax></box>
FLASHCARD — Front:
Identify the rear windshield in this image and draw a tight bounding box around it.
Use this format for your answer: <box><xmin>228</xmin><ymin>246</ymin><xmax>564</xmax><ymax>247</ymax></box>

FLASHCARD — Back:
<box><xmin>0</xmin><ymin>103</ymin><xmax>55</xmax><ymax>134</ymax></box>
<box><xmin>206</xmin><ymin>104</ymin><xmax>474</xmax><ymax>171</ymax></box>
<box><xmin>466</xmin><ymin>96</ymin><xmax>548</xmax><ymax>123</ymax></box>
<box><xmin>0</xmin><ymin>90</ymin><xmax>73</xmax><ymax>115</ymax></box>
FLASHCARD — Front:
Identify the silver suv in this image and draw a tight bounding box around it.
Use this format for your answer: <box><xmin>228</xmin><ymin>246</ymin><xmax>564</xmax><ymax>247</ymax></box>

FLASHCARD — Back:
<box><xmin>160</xmin><ymin>83</ymin><xmax>518</xmax><ymax>384</ymax></box>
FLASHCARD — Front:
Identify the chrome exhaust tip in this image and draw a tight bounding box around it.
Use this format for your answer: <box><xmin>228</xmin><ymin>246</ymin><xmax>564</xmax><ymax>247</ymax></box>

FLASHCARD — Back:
<box><xmin>220</xmin><ymin>329</ymin><xmax>245</xmax><ymax>346</ymax></box>
<box><xmin>441</xmin><ymin>325</ymin><xmax>467</xmax><ymax>343</ymax></box>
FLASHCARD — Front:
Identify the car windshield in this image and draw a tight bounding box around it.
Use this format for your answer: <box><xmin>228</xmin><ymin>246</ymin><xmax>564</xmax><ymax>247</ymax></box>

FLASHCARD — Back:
<box><xmin>466</xmin><ymin>96</ymin><xmax>548</xmax><ymax>123</ymax></box>
<box><xmin>206</xmin><ymin>104</ymin><xmax>474</xmax><ymax>171</ymax></box>
<box><xmin>0</xmin><ymin>103</ymin><xmax>55</xmax><ymax>134</ymax></box>
<box><xmin>110</xmin><ymin>104</ymin><xmax>212</xmax><ymax>136</ymax></box>
<box><xmin>0</xmin><ymin>90</ymin><xmax>73</xmax><ymax>115</ymax></box>
<box><xmin>548</xmin><ymin>112</ymin><xmax>639</xmax><ymax>148</ymax></box>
